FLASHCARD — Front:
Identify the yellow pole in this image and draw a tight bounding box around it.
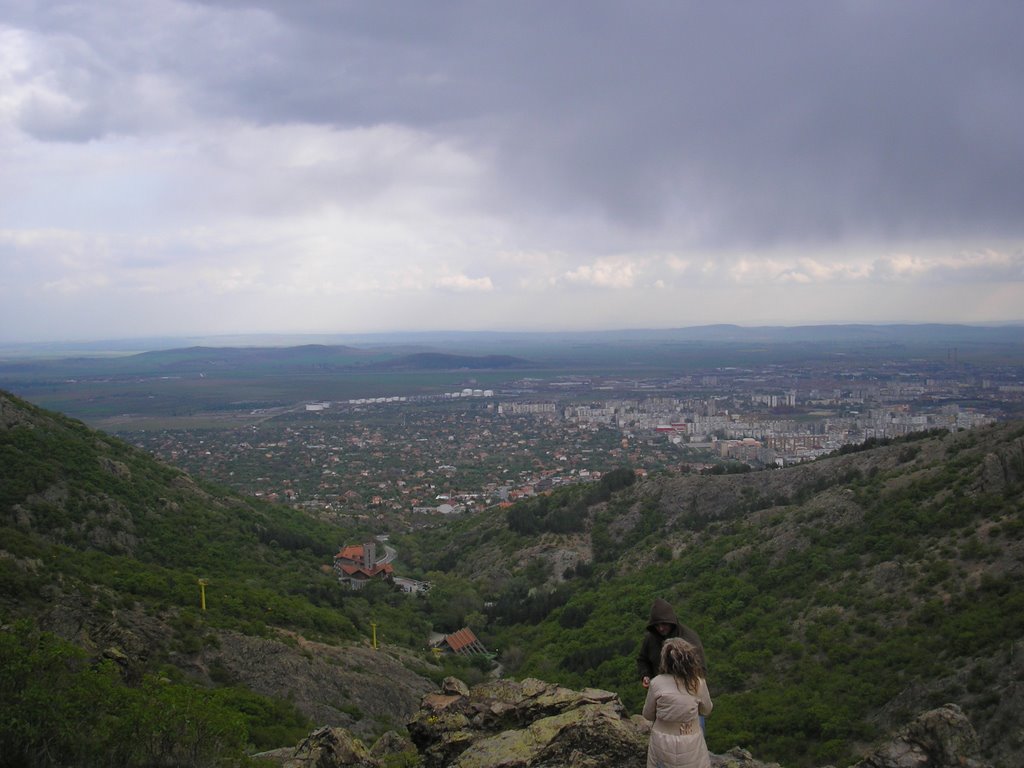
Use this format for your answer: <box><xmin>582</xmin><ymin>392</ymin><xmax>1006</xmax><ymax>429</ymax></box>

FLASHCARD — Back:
<box><xmin>198</xmin><ymin>579</ymin><xmax>208</xmax><ymax>611</ymax></box>
<box><xmin>371</xmin><ymin>622</ymin><xmax>377</xmax><ymax>650</ymax></box>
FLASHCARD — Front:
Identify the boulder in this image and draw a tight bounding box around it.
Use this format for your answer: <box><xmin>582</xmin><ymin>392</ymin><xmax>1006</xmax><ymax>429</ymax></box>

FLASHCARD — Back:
<box><xmin>253</xmin><ymin>726</ymin><xmax>379</xmax><ymax>768</ymax></box>
<box><xmin>710</xmin><ymin>747</ymin><xmax>781</xmax><ymax>768</ymax></box>
<box><xmin>451</xmin><ymin>702</ymin><xmax>645</xmax><ymax>768</ymax></box>
<box><xmin>854</xmin><ymin>704</ymin><xmax>991</xmax><ymax>768</ymax></box>
<box><xmin>408</xmin><ymin>677</ymin><xmax>647</xmax><ymax>768</ymax></box>
<box><xmin>368</xmin><ymin>729</ymin><xmax>416</xmax><ymax>760</ymax></box>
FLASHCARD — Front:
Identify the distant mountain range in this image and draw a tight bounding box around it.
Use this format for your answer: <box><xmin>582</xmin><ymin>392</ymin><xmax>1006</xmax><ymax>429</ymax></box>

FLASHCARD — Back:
<box><xmin>0</xmin><ymin>344</ymin><xmax>533</xmax><ymax>378</ymax></box>
<box><xmin>126</xmin><ymin>345</ymin><xmax>531</xmax><ymax>373</ymax></box>
<box><xmin>3</xmin><ymin>322</ymin><xmax>1022</xmax><ymax>360</ymax></box>
<box><xmin>2</xmin><ymin>323</ymin><xmax>1022</xmax><ymax>384</ymax></box>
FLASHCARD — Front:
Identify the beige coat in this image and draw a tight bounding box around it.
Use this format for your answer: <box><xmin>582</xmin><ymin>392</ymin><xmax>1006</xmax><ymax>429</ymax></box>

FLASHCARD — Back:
<box><xmin>642</xmin><ymin>674</ymin><xmax>713</xmax><ymax>768</ymax></box>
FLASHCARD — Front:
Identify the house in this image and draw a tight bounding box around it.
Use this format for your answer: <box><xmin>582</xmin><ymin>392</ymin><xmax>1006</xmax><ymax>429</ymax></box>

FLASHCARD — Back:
<box><xmin>333</xmin><ymin>542</ymin><xmax>394</xmax><ymax>589</ymax></box>
<box><xmin>433</xmin><ymin>627</ymin><xmax>488</xmax><ymax>656</ymax></box>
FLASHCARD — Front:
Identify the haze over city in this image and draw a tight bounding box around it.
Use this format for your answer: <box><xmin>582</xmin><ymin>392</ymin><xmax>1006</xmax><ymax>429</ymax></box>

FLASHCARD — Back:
<box><xmin>2</xmin><ymin>1</ymin><xmax>1023</xmax><ymax>343</ymax></box>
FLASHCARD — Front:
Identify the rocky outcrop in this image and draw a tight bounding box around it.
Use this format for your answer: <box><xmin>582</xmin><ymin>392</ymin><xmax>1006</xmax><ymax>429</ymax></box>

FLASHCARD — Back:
<box><xmin>258</xmin><ymin>681</ymin><xmax>993</xmax><ymax>768</ymax></box>
<box><xmin>407</xmin><ymin>676</ymin><xmax>649</xmax><ymax>768</ymax></box>
<box><xmin>200</xmin><ymin>630</ymin><xmax>436</xmax><ymax>739</ymax></box>
<box><xmin>33</xmin><ymin>589</ymin><xmax>437</xmax><ymax>743</ymax></box>
<box><xmin>980</xmin><ymin>436</ymin><xmax>1024</xmax><ymax>495</ymax></box>
<box><xmin>253</xmin><ymin>726</ymin><xmax>379</xmax><ymax>768</ymax></box>
<box><xmin>855</xmin><ymin>704</ymin><xmax>990</xmax><ymax>768</ymax></box>
<box><xmin>0</xmin><ymin>391</ymin><xmax>37</xmax><ymax>429</ymax></box>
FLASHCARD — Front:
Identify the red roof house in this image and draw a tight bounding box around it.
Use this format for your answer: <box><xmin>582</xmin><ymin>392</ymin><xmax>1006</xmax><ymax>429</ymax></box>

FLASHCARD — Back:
<box><xmin>333</xmin><ymin>542</ymin><xmax>393</xmax><ymax>589</ymax></box>
<box><xmin>435</xmin><ymin>627</ymin><xmax>488</xmax><ymax>656</ymax></box>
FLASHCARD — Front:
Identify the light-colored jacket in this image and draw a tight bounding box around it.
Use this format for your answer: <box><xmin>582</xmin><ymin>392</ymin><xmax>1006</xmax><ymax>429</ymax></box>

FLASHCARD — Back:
<box><xmin>642</xmin><ymin>674</ymin><xmax>713</xmax><ymax>768</ymax></box>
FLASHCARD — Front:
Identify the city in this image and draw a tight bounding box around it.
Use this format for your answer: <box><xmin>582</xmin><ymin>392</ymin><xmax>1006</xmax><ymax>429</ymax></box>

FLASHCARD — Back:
<box><xmin>120</xmin><ymin>356</ymin><xmax>1021</xmax><ymax>532</ymax></box>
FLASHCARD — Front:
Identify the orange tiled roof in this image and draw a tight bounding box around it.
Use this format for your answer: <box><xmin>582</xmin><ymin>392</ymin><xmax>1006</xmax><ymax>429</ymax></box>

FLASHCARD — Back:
<box><xmin>337</xmin><ymin>563</ymin><xmax>393</xmax><ymax>578</ymax></box>
<box><xmin>445</xmin><ymin>627</ymin><xmax>480</xmax><ymax>652</ymax></box>
<box><xmin>336</xmin><ymin>545</ymin><xmax>364</xmax><ymax>561</ymax></box>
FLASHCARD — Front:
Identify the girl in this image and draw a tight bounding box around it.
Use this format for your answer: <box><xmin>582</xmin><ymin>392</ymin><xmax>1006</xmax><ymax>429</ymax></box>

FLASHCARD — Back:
<box><xmin>642</xmin><ymin>637</ymin><xmax>713</xmax><ymax>768</ymax></box>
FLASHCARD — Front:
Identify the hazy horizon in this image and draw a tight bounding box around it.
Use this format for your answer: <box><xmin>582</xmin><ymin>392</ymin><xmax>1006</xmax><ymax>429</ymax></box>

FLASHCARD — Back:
<box><xmin>2</xmin><ymin>2</ymin><xmax>1023</xmax><ymax>343</ymax></box>
<box><xmin>3</xmin><ymin>321</ymin><xmax>1024</xmax><ymax>359</ymax></box>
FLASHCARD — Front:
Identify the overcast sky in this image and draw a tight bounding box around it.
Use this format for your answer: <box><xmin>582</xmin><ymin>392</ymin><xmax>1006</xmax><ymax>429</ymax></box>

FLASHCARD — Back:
<box><xmin>2</xmin><ymin>1</ymin><xmax>1023</xmax><ymax>342</ymax></box>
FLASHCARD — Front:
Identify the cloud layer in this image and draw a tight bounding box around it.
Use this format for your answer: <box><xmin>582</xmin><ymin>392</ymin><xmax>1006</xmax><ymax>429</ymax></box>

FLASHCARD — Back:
<box><xmin>1</xmin><ymin>1</ymin><xmax>1023</xmax><ymax>341</ymax></box>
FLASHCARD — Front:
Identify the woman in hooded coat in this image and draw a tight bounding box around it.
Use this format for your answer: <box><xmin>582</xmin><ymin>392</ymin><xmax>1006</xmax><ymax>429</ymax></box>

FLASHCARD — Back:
<box><xmin>642</xmin><ymin>637</ymin><xmax>713</xmax><ymax>768</ymax></box>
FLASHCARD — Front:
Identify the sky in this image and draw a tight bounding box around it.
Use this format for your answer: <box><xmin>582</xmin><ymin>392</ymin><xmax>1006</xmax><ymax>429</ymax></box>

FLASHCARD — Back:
<box><xmin>2</xmin><ymin>1</ymin><xmax>1023</xmax><ymax>343</ymax></box>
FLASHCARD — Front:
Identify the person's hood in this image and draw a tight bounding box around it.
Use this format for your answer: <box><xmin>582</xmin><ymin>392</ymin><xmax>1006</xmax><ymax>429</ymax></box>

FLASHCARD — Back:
<box><xmin>645</xmin><ymin>597</ymin><xmax>679</xmax><ymax>631</ymax></box>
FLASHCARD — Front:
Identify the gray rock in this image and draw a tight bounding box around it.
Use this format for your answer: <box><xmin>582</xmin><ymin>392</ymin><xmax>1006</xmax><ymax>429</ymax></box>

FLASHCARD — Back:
<box><xmin>408</xmin><ymin>677</ymin><xmax>647</xmax><ymax>768</ymax></box>
<box><xmin>253</xmin><ymin>726</ymin><xmax>379</xmax><ymax>768</ymax></box>
<box><xmin>268</xmin><ymin>681</ymin><xmax>995</xmax><ymax>768</ymax></box>
<box><xmin>711</xmin><ymin>746</ymin><xmax>781</xmax><ymax>768</ymax></box>
<box><xmin>854</xmin><ymin>704</ymin><xmax>991</xmax><ymax>768</ymax></box>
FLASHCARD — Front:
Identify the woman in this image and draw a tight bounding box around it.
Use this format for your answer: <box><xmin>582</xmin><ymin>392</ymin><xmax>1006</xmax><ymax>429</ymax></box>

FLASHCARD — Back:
<box><xmin>642</xmin><ymin>637</ymin><xmax>713</xmax><ymax>768</ymax></box>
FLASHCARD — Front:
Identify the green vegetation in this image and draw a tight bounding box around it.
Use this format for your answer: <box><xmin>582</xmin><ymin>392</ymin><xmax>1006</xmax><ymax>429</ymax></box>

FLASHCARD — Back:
<box><xmin>506</xmin><ymin>468</ymin><xmax>636</xmax><ymax>535</ymax></box>
<box><xmin>395</xmin><ymin>421</ymin><xmax>1024</xmax><ymax>767</ymax></box>
<box><xmin>2</xmin><ymin>388</ymin><xmax>1023</xmax><ymax>767</ymax></box>
<box><xmin>825</xmin><ymin>427</ymin><xmax>950</xmax><ymax>458</ymax></box>
<box><xmin>0</xmin><ymin>391</ymin><xmax>433</xmax><ymax>764</ymax></box>
<box><xmin>0</xmin><ymin>620</ymin><xmax>310</xmax><ymax>766</ymax></box>
<box><xmin>0</xmin><ymin>393</ymin><xmax>441</xmax><ymax>647</ymax></box>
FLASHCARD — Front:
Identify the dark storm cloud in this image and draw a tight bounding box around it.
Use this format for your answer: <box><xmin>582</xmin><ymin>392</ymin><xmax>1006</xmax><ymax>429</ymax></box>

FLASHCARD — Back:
<box><xmin>138</xmin><ymin>1</ymin><xmax>1022</xmax><ymax>249</ymax></box>
<box><xmin>7</xmin><ymin>1</ymin><xmax>1024</xmax><ymax>249</ymax></box>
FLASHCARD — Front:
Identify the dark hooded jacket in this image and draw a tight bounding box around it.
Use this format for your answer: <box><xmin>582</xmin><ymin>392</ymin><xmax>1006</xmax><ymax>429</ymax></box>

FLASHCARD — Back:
<box><xmin>636</xmin><ymin>598</ymin><xmax>707</xmax><ymax>682</ymax></box>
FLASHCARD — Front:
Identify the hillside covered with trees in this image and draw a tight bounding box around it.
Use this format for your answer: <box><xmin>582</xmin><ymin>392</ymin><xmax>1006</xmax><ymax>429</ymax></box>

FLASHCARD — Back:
<box><xmin>0</xmin><ymin>390</ymin><xmax>444</xmax><ymax>766</ymax></box>
<box><xmin>395</xmin><ymin>421</ymin><xmax>1024</xmax><ymax>767</ymax></box>
<box><xmin>2</xmin><ymin>388</ymin><xmax>1023</xmax><ymax>766</ymax></box>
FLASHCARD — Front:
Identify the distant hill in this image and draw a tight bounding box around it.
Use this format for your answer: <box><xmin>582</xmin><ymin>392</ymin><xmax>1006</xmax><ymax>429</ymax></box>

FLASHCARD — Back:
<box><xmin>5</xmin><ymin>322</ymin><xmax>1023</xmax><ymax>364</ymax></box>
<box><xmin>128</xmin><ymin>343</ymin><xmax>377</xmax><ymax>371</ymax></box>
<box><xmin>366</xmin><ymin>352</ymin><xmax>530</xmax><ymax>371</ymax></box>
<box><xmin>0</xmin><ymin>343</ymin><xmax>389</xmax><ymax>378</ymax></box>
<box><xmin>0</xmin><ymin>343</ymin><xmax>534</xmax><ymax>380</ymax></box>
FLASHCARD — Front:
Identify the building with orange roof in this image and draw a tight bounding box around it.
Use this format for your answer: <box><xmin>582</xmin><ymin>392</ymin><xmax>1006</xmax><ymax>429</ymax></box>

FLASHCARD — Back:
<box><xmin>333</xmin><ymin>542</ymin><xmax>394</xmax><ymax>589</ymax></box>
<box><xmin>433</xmin><ymin>627</ymin><xmax>488</xmax><ymax>656</ymax></box>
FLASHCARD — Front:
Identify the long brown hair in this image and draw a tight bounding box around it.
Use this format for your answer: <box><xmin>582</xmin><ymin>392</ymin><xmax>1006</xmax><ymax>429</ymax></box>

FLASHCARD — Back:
<box><xmin>659</xmin><ymin>637</ymin><xmax>702</xmax><ymax>694</ymax></box>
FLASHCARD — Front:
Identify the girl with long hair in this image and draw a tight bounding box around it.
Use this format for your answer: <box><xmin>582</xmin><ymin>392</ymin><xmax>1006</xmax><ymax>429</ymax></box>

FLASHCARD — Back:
<box><xmin>641</xmin><ymin>637</ymin><xmax>713</xmax><ymax>768</ymax></box>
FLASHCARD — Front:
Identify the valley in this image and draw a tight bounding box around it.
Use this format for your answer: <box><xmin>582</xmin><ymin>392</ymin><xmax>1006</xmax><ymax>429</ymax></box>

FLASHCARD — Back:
<box><xmin>1</xmin><ymin>329</ymin><xmax>1023</xmax><ymax>767</ymax></box>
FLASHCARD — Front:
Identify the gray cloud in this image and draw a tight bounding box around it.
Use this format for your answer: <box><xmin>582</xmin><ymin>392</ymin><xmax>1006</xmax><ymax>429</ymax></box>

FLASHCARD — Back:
<box><xmin>232</xmin><ymin>2</ymin><xmax>1024</xmax><ymax>248</ymax></box>
<box><xmin>10</xmin><ymin>1</ymin><xmax>1024</xmax><ymax>245</ymax></box>
<box><xmin>1</xmin><ymin>0</ymin><xmax>1023</xmax><ymax>340</ymax></box>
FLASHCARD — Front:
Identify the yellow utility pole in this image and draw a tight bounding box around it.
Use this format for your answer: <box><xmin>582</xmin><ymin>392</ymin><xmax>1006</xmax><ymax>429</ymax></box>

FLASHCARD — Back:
<box><xmin>198</xmin><ymin>579</ymin><xmax>208</xmax><ymax>611</ymax></box>
<box><xmin>371</xmin><ymin>622</ymin><xmax>378</xmax><ymax>650</ymax></box>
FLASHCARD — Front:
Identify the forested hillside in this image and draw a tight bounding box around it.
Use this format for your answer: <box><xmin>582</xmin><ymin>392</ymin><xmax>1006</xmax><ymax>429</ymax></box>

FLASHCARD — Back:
<box><xmin>395</xmin><ymin>421</ymin><xmax>1024</xmax><ymax>767</ymax></box>
<box><xmin>0</xmin><ymin>390</ymin><xmax>445</xmax><ymax>765</ymax></box>
<box><xmin>3</xmin><ymin>388</ymin><xmax>1023</xmax><ymax>767</ymax></box>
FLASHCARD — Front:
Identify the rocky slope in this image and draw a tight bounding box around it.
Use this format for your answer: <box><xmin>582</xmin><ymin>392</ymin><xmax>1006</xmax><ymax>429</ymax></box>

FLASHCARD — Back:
<box><xmin>256</xmin><ymin>676</ymin><xmax>993</xmax><ymax>768</ymax></box>
<box><xmin>33</xmin><ymin>586</ymin><xmax>435</xmax><ymax>740</ymax></box>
